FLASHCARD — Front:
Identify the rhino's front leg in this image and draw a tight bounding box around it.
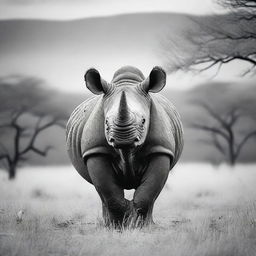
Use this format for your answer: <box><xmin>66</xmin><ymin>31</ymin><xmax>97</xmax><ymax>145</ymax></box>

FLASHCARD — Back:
<box><xmin>132</xmin><ymin>154</ymin><xmax>170</xmax><ymax>226</ymax></box>
<box><xmin>86</xmin><ymin>155</ymin><xmax>131</xmax><ymax>227</ymax></box>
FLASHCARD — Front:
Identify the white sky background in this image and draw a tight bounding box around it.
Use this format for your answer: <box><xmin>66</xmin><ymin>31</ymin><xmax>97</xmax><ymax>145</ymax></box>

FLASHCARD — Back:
<box><xmin>0</xmin><ymin>0</ymin><xmax>222</xmax><ymax>20</ymax></box>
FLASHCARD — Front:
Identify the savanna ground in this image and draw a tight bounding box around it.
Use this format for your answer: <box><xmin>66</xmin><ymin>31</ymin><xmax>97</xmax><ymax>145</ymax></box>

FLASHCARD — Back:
<box><xmin>0</xmin><ymin>163</ymin><xmax>256</xmax><ymax>256</ymax></box>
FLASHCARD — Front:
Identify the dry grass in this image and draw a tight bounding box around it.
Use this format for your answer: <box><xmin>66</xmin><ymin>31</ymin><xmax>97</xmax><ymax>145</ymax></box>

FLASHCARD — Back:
<box><xmin>1</xmin><ymin>163</ymin><xmax>256</xmax><ymax>256</ymax></box>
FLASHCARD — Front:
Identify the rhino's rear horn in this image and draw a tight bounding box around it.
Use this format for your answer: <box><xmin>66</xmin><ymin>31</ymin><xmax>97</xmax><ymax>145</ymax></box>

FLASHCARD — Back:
<box><xmin>141</xmin><ymin>66</ymin><xmax>166</xmax><ymax>93</ymax></box>
<box><xmin>84</xmin><ymin>68</ymin><xmax>110</xmax><ymax>95</ymax></box>
<box><xmin>117</xmin><ymin>91</ymin><xmax>132</xmax><ymax>123</ymax></box>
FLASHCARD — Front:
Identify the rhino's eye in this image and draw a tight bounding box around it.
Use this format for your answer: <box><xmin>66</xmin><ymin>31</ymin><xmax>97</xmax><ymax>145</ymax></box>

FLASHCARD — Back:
<box><xmin>142</xmin><ymin>118</ymin><xmax>145</xmax><ymax>124</ymax></box>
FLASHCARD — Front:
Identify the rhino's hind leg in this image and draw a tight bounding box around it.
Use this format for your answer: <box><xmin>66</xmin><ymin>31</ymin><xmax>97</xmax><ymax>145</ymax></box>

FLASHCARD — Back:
<box><xmin>132</xmin><ymin>154</ymin><xmax>170</xmax><ymax>227</ymax></box>
<box><xmin>86</xmin><ymin>155</ymin><xmax>131</xmax><ymax>227</ymax></box>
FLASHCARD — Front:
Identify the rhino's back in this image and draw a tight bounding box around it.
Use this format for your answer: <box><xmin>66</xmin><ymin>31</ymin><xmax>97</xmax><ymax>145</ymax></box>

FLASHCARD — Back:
<box><xmin>142</xmin><ymin>94</ymin><xmax>184</xmax><ymax>168</ymax></box>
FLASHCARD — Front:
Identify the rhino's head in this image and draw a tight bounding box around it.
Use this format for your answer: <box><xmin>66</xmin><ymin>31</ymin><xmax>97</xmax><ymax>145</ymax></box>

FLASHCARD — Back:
<box><xmin>84</xmin><ymin>66</ymin><xmax>166</xmax><ymax>149</ymax></box>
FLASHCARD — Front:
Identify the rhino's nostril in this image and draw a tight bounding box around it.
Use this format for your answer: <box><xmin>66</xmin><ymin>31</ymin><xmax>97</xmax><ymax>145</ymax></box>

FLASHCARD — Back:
<box><xmin>109</xmin><ymin>137</ymin><xmax>115</xmax><ymax>143</ymax></box>
<box><xmin>135</xmin><ymin>136</ymin><xmax>140</xmax><ymax>142</ymax></box>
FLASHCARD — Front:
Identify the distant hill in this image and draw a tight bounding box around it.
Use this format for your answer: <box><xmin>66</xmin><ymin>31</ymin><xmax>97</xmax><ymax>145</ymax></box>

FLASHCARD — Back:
<box><xmin>0</xmin><ymin>13</ymin><xmax>194</xmax><ymax>92</ymax></box>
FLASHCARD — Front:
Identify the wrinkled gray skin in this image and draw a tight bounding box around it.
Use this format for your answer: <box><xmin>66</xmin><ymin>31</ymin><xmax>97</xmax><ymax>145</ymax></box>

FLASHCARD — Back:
<box><xmin>66</xmin><ymin>66</ymin><xmax>184</xmax><ymax>228</ymax></box>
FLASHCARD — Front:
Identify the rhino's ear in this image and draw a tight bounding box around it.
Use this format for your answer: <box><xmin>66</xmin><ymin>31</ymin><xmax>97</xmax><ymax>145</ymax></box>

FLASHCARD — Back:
<box><xmin>141</xmin><ymin>66</ymin><xmax>166</xmax><ymax>93</ymax></box>
<box><xmin>84</xmin><ymin>68</ymin><xmax>109</xmax><ymax>95</ymax></box>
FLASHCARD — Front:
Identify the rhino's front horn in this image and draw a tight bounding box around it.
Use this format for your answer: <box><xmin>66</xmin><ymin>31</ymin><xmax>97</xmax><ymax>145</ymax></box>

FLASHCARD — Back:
<box><xmin>116</xmin><ymin>91</ymin><xmax>132</xmax><ymax>125</ymax></box>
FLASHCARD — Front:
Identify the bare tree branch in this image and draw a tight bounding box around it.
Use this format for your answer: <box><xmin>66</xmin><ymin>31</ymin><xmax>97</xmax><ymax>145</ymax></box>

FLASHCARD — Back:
<box><xmin>19</xmin><ymin>117</ymin><xmax>64</xmax><ymax>157</ymax></box>
<box><xmin>218</xmin><ymin>0</ymin><xmax>256</xmax><ymax>10</ymax></box>
<box><xmin>0</xmin><ymin>143</ymin><xmax>11</xmax><ymax>170</ymax></box>
<box><xmin>190</xmin><ymin>102</ymin><xmax>256</xmax><ymax>165</ymax></box>
<box><xmin>212</xmin><ymin>132</ymin><xmax>226</xmax><ymax>154</ymax></box>
<box><xmin>163</xmin><ymin>0</ymin><xmax>256</xmax><ymax>75</ymax></box>
<box><xmin>11</xmin><ymin>109</ymin><xmax>26</xmax><ymax>125</ymax></box>
<box><xmin>189</xmin><ymin>52</ymin><xmax>256</xmax><ymax>73</ymax></box>
<box><xmin>196</xmin><ymin>102</ymin><xmax>229</xmax><ymax>128</ymax></box>
<box><xmin>191</xmin><ymin>123</ymin><xmax>230</xmax><ymax>142</ymax></box>
<box><xmin>30</xmin><ymin>145</ymin><xmax>53</xmax><ymax>156</ymax></box>
<box><xmin>235</xmin><ymin>130</ymin><xmax>256</xmax><ymax>157</ymax></box>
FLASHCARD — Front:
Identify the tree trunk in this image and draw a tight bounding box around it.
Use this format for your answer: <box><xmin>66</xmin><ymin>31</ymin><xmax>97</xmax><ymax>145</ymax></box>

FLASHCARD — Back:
<box><xmin>8</xmin><ymin>165</ymin><xmax>16</xmax><ymax>180</ymax></box>
<box><xmin>229</xmin><ymin>157</ymin><xmax>236</xmax><ymax>166</ymax></box>
<box><xmin>228</xmin><ymin>134</ymin><xmax>236</xmax><ymax>166</ymax></box>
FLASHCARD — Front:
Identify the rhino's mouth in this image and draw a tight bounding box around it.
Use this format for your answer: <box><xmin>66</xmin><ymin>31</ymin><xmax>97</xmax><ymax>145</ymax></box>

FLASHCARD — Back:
<box><xmin>106</xmin><ymin>123</ymin><xmax>144</xmax><ymax>148</ymax></box>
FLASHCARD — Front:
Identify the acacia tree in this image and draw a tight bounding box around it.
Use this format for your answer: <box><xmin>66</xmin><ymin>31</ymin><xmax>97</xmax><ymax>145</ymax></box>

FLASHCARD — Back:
<box><xmin>219</xmin><ymin>0</ymin><xmax>256</xmax><ymax>16</ymax></box>
<box><xmin>163</xmin><ymin>0</ymin><xmax>256</xmax><ymax>75</ymax></box>
<box><xmin>191</xmin><ymin>102</ymin><xmax>256</xmax><ymax>165</ymax></box>
<box><xmin>0</xmin><ymin>76</ymin><xmax>67</xmax><ymax>179</ymax></box>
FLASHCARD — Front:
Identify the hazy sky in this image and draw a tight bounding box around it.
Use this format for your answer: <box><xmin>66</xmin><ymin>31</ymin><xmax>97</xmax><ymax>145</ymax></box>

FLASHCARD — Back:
<box><xmin>0</xmin><ymin>0</ymin><xmax>250</xmax><ymax>93</ymax></box>
<box><xmin>0</xmin><ymin>0</ymin><xmax>221</xmax><ymax>20</ymax></box>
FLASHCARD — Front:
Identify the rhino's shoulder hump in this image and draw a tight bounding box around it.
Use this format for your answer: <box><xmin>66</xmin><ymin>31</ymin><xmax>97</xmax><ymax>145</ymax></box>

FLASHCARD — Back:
<box><xmin>66</xmin><ymin>96</ymin><xmax>98</xmax><ymax>139</ymax></box>
<box><xmin>144</xmin><ymin>94</ymin><xmax>184</xmax><ymax>168</ymax></box>
<box><xmin>152</xmin><ymin>94</ymin><xmax>183</xmax><ymax>127</ymax></box>
<box><xmin>66</xmin><ymin>95</ymin><xmax>102</xmax><ymax>177</ymax></box>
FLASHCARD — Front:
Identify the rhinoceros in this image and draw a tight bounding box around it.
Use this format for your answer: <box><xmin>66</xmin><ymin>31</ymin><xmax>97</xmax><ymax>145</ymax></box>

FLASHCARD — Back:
<box><xmin>66</xmin><ymin>66</ymin><xmax>183</xmax><ymax>227</ymax></box>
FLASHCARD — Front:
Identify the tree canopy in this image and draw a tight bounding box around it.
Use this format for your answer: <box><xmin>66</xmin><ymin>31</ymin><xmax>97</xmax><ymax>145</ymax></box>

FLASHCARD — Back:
<box><xmin>0</xmin><ymin>76</ymin><xmax>68</xmax><ymax>179</ymax></box>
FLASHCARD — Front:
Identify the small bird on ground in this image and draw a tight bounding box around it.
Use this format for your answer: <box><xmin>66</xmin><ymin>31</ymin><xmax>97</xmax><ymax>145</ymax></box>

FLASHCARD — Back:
<box><xmin>16</xmin><ymin>210</ymin><xmax>25</xmax><ymax>223</ymax></box>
